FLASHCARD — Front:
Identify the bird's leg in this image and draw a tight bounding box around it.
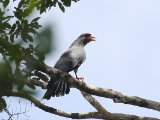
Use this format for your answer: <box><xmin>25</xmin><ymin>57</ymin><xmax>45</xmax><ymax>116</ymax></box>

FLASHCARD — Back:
<box><xmin>74</xmin><ymin>68</ymin><xmax>84</xmax><ymax>81</ymax></box>
<box><xmin>76</xmin><ymin>74</ymin><xmax>84</xmax><ymax>81</ymax></box>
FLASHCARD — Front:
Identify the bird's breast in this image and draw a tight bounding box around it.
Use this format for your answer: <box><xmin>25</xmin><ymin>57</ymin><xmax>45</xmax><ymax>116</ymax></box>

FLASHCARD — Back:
<box><xmin>69</xmin><ymin>47</ymin><xmax>86</xmax><ymax>62</ymax></box>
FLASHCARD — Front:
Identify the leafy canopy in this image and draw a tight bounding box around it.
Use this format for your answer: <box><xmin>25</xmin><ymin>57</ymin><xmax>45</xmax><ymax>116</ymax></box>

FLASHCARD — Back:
<box><xmin>0</xmin><ymin>0</ymin><xmax>79</xmax><ymax>111</ymax></box>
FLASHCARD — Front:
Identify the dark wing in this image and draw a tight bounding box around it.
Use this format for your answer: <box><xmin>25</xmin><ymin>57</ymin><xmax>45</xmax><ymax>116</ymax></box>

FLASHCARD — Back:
<box><xmin>54</xmin><ymin>49</ymin><xmax>85</xmax><ymax>72</ymax></box>
<box><xmin>44</xmin><ymin>42</ymin><xmax>86</xmax><ymax>99</ymax></box>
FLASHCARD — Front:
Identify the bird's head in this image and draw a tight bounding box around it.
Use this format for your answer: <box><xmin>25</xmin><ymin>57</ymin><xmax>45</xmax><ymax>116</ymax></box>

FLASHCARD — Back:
<box><xmin>78</xmin><ymin>33</ymin><xmax>96</xmax><ymax>45</ymax></box>
<box><xmin>70</xmin><ymin>33</ymin><xmax>95</xmax><ymax>48</ymax></box>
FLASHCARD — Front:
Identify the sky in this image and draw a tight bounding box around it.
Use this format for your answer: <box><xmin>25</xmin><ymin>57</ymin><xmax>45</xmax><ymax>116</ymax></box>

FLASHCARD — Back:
<box><xmin>2</xmin><ymin>0</ymin><xmax>160</xmax><ymax>119</ymax></box>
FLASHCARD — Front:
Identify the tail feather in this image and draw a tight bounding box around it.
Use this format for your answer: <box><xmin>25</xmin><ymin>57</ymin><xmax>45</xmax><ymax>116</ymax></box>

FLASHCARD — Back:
<box><xmin>54</xmin><ymin>80</ymin><xmax>62</xmax><ymax>96</ymax></box>
<box><xmin>62</xmin><ymin>82</ymin><xmax>67</xmax><ymax>95</ymax></box>
<box><xmin>43</xmin><ymin>77</ymin><xmax>70</xmax><ymax>99</ymax></box>
<box><xmin>66</xmin><ymin>83</ymin><xmax>70</xmax><ymax>94</ymax></box>
<box><xmin>59</xmin><ymin>81</ymin><xmax>65</xmax><ymax>96</ymax></box>
<box><xmin>54</xmin><ymin>80</ymin><xmax>63</xmax><ymax>97</ymax></box>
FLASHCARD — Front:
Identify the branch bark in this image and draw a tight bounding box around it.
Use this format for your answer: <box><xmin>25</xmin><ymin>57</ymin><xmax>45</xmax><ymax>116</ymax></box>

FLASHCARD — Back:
<box><xmin>81</xmin><ymin>92</ymin><xmax>159</xmax><ymax>120</ymax></box>
<box><xmin>13</xmin><ymin>53</ymin><xmax>160</xmax><ymax>119</ymax></box>
<box><xmin>35</xmin><ymin>63</ymin><xmax>160</xmax><ymax>112</ymax></box>
<box><xmin>7</xmin><ymin>42</ymin><xmax>158</xmax><ymax>113</ymax></box>
<box><xmin>1</xmin><ymin>91</ymin><xmax>159</xmax><ymax>120</ymax></box>
<box><xmin>81</xmin><ymin>91</ymin><xmax>118</xmax><ymax>120</ymax></box>
<box><xmin>1</xmin><ymin>91</ymin><xmax>102</xmax><ymax>119</ymax></box>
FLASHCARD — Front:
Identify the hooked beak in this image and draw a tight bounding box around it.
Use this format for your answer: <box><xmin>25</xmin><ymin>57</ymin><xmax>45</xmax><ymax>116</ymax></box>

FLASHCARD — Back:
<box><xmin>91</xmin><ymin>36</ymin><xmax>96</xmax><ymax>41</ymax></box>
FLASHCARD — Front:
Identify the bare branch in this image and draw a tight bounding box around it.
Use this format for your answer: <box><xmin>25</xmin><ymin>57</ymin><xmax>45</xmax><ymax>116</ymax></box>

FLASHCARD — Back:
<box><xmin>17</xmin><ymin>53</ymin><xmax>160</xmax><ymax>119</ymax></box>
<box><xmin>1</xmin><ymin>91</ymin><xmax>159</xmax><ymax>120</ymax></box>
<box><xmin>2</xmin><ymin>99</ymin><xmax>30</xmax><ymax>120</ymax></box>
<box><xmin>1</xmin><ymin>91</ymin><xmax>103</xmax><ymax>119</ymax></box>
<box><xmin>81</xmin><ymin>91</ymin><xmax>111</xmax><ymax>119</ymax></box>
<box><xmin>105</xmin><ymin>113</ymin><xmax>159</xmax><ymax>120</ymax></box>
<box><xmin>21</xmin><ymin>48</ymin><xmax>160</xmax><ymax>113</ymax></box>
<box><xmin>26</xmin><ymin>79</ymin><xmax>47</xmax><ymax>89</ymax></box>
<box><xmin>81</xmin><ymin>92</ymin><xmax>159</xmax><ymax>120</ymax></box>
<box><xmin>35</xmin><ymin>63</ymin><xmax>160</xmax><ymax>112</ymax></box>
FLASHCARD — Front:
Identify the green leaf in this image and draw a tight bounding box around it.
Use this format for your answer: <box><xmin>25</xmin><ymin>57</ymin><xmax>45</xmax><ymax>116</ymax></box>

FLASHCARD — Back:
<box><xmin>39</xmin><ymin>1</ymin><xmax>46</xmax><ymax>14</ymax></box>
<box><xmin>0</xmin><ymin>63</ymin><xmax>13</xmax><ymax>91</ymax></box>
<box><xmin>1</xmin><ymin>22</ymin><xmax>11</xmax><ymax>29</ymax></box>
<box><xmin>14</xmin><ymin>7</ymin><xmax>23</xmax><ymax>20</ymax></box>
<box><xmin>22</xmin><ymin>19</ymin><xmax>28</xmax><ymax>26</ymax></box>
<box><xmin>10</xmin><ymin>23</ymin><xmax>16</xmax><ymax>34</ymax></box>
<box><xmin>3</xmin><ymin>0</ymin><xmax>9</xmax><ymax>8</ymax></box>
<box><xmin>61</xmin><ymin>0</ymin><xmax>71</xmax><ymax>7</ymax></box>
<box><xmin>72</xmin><ymin>0</ymin><xmax>80</xmax><ymax>2</ymax></box>
<box><xmin>11</xmin><ymin>44</ymin><xmax>21</xmax><ymax>61</ymax></box>
<box><xmin>0</xmin><ymin>9</ymin><xmax>4</xmax><ymax>18</ymax></box>
<box><xmin>18</xmin><ymin>0</ymin><xmax>23</xmax><ymax>8</ymax></box>
<box><xmin>58</xmin><ymin>2</ymin><xmax>65</xmax><ymax>12</ymax></box>
<box><xmin>0</xmin><ymin>98</ymin><xmax>7</xmax><ymax>112</ymax></box>
<box><xmin>31</xmin><ymin>17</ymin><xmax>41</xmax><ymax>23</ymax></box>
<box><xmin>26</xmin><ymin>34</ymin><xmax>33</xmax><ymax>42</ymax></box>
<box><xmin>23</xmin><ymin>1</ymin><xmax>36</xmax><ymax>18</ymax></box>
<box><xmin>32</xmin><ymin>22</ymin><xmax>42</xmax><ymax>29</ymax></box>
<box><xmin>10</xmin><ymin>34</ymin><xmax>14</xmax><ymax>43</ymax></box>
<box><xmin>29</xmin><ymin>28</ymin><xmax>38</xmax><ymax>35</ymax></box>
<box><xmin>15</xmin><ymin>68</ymin><xmax>25</xmax><ymax>91</ymax></box>
<box><xmin>53</xmin><ymin>0</ymin><xmax>58</xmax><ymax>7</ymax></box>
<box><xmin>21</xmin><ymin>34</ymin><xmax>27</xmax><ymax>43</ymax></box>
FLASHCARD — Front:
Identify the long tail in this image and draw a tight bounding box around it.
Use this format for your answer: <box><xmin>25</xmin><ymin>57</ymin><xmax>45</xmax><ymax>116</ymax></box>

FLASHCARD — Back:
<box><xmin>43</xmin><ymin>77</ymin><xmax>70</xmax><ymax>100</ymax></box>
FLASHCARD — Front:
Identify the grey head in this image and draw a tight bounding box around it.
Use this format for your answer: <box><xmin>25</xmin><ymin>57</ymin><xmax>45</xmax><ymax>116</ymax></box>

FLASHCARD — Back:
<box><xmin>70</xmin><ymin>33</ymin><xmax>96</xmax><ymax>48</ymax></box>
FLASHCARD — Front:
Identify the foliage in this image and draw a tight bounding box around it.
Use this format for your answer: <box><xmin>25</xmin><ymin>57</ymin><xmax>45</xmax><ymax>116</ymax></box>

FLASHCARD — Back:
<box><xmin>0</xmin><ymin>0</ymin><xmax>79</xmax><ymax>114</ymax></box>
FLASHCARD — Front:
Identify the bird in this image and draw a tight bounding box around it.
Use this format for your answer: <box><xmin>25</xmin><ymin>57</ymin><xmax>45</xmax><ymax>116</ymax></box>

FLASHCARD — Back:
<box><xmin>43</xmin><ymin>33</ymin><xmax>96</xmax><ymax>99</ymax></box>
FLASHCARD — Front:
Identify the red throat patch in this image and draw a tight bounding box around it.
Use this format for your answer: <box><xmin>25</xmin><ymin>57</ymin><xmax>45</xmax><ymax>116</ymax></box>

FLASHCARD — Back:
<box><xmin>83</xmin><ymin>36</ymin><xmax>92</xmax><ymax>45</ymax></box>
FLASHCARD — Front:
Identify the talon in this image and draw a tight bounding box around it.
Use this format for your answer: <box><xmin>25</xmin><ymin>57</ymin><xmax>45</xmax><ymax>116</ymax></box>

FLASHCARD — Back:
<box><xmin>76</xmin><ymin>77</ymin><xmax>84</xmax><ymax>81</ymax></box>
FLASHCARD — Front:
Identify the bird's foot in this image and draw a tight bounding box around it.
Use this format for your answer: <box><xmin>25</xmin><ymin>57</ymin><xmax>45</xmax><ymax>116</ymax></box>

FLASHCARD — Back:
<box><xmin>76</xmin><ymin>77</ymin><xmax>84</xmax><ymax>81</ymax></box>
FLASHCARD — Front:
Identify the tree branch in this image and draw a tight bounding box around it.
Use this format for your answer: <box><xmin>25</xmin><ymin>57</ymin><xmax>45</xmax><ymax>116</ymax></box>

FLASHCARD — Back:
<box><xmin>18</xmin><ymin>53</ymin><xmax>160</xmax><ymax>119</ymax></box>
<box><xmin>26</xmin><ymin>79</ymin><xmax>47</xmax><ymax>89</ymax></box>
<box><xmin>1</xmin><ymin>91</ymin><xmax>102</xmax><ymax>119</ymax></box>
<box><xmin>35</xmin><ymin>63</ymin><xmax>160</xmax><ymax>112</ymax></box>
<box><xmin>81</xmin><ymin>91</ymin><xmax>112</xmax><ymax>119</ymax></box>
<box><xmin>81</xmin><ymin>92</ymin><xmax>159</xmax><ymax>120</ymax></box>
<box><xmin>1</xmin><ymin>91</ymin><xmax>159</xmax><ymax>120</ymax></box>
